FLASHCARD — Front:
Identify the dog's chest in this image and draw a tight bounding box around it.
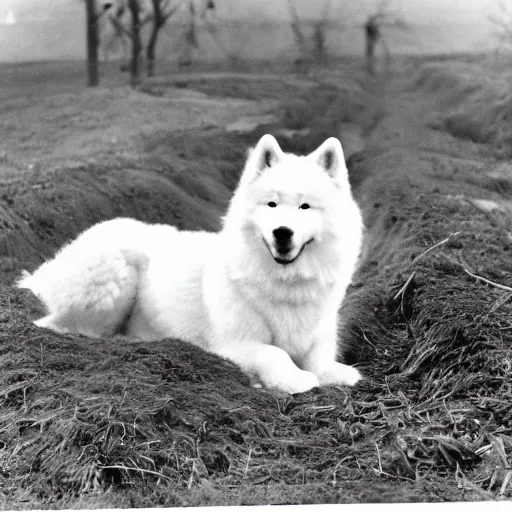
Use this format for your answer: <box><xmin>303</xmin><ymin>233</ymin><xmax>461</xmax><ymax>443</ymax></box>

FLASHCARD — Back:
<box><xmin>234</xmin><ymin>274</ymin><xmax>337</xmax><ymax>354</ymax></box>
<box><xmin>258</xmin><ymin>297</ymin><xmax>324</xmax><ymax>354</ymax></box>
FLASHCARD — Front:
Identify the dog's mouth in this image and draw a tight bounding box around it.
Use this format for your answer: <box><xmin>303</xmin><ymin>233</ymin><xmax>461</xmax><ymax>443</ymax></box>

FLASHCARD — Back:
<box><xmin>263</xmin><ymin>238</ymin><xmax>314</xmax><ymax>265</ymax></box>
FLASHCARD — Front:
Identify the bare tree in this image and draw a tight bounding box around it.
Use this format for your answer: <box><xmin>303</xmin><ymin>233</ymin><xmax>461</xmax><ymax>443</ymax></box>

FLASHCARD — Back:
<box><xmin>84</xmin><ymin>1</ymin><xmax>112</xmax><ymax>86</ymax></box>
<box><xmin>85</xmin><ymin>0</ymin><xmax>100</xmax><ymax>86</ymax></box>
<box><xmin>101</xmin><ymin>0</ymin><xmax>214</xmax><ymax>82</ymax></box>
<box><xmin>286</xmin><ymin>0</ymin><xmax>310</xmax><ymax>74</ymax></box>
<box><xmin>311</xmin><ymin>0</ymin><xmax>331</xmax><ymax>66</ymax></box>
<box><xmin>146</xmin><ymin>0</ymin><xmax>183</xmax><ymax>77</ymax></box>
<box><xmin>178</xmin><ymin>1</ymin><xmax>201</xmax><ymax>71</ymax></box>
<box><xmin>201</xmin><ymin>2</ymin><xmax>240</xmax><ymax>67</ymax></box>
<box><xmin>363</xmin><ymin>0</ymin><xmax>408</xmax><ymax>76</ymax></box>
<box><xmin>103</xmin><ymin>2</ymin><xmax>130</xmax><ymax>69</ymax></box>
<box><xmin>489</xmin><ymin>0</ymin><xmax>512</xmax><ymax>57</ymax></box>
<box><xmin>364</xmin><ymin>14</ymin><xmax>382</xmax><ymax>75</ymax></box>
<box><xmin>286</xmin><ymin>0</ymin><xmax>335</xmax><ymax>74</ymax></box>
<box><xmin>126</xmin><ymin>0</ymin><xmax>143</xmax><ymax>86</ymax></box>
<box><xmin>107</xmin><ymin>0</ymin><xmax>152</xmax><ymax>85</ymax></box>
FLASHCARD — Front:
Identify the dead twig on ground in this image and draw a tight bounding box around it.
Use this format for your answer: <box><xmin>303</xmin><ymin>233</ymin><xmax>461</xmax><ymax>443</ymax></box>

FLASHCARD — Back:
<box><xmin>405</xmin><ymin>232</ymin><xmax>460</xmax><ymax>272</ymax></box>
<box><xmin>462</xmin><ymin>267</ymin><xmax>512</xmax><ymax>293</ymax></box>
<box><xmin>393</xmin><ymin>270</ymin><xmax>416</xmax><ymax>301</ymax></box>
<box><xmin>393</xmin><ymin>232</ymin><xmax>460</xmax><ymax>303</ymax></box>
<box><xmin>98</xmin><ymin>464</ymin><xmax>172</xmax><ymax>480</ymax></box>
<box><xmin>444</xmin><ymin>253</ymin><xmax>512</xmax><ymax>293</ymax></box>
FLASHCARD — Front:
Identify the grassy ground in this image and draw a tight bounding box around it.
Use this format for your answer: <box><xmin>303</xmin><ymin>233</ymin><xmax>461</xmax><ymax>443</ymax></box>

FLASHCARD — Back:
<box><xmin>0</xmin><ymin>57</ymin><xmax>511</xmax><ymax>508</ymax></box>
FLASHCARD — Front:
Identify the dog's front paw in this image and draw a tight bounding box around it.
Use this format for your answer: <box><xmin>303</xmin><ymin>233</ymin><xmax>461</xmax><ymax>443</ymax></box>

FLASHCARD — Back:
<box><xmin>267</xmin><ymin>369</ymin><xmax>320</xmax><ymax>394</ymax></box>
<box><xmin>284</xmin><ymin>369</ymin><xmax>320</xmax><ymax>394</ymax></box>
<box><xmin>316</xmin><ymin>362</ymin><xmax>362</xmax><ymax>387</ymax></box>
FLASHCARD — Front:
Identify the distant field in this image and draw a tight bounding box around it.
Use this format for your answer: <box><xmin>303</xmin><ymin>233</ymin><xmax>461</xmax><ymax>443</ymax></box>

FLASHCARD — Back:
<box><xmin>0</xmin><ymin>60</ymin><xmax>176</xmax><ymax>99</ymax></box>
<box><xmin>0</xmin><ymin>58</ymin><xmax>341</xmax><ymax>99</ymax></box>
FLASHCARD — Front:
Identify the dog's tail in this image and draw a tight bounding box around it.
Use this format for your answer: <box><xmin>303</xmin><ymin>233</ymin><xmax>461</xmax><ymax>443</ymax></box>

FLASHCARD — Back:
<box><xmin>18</xmin><ymin>249</ymin><xmax>141</xmax><ymax>338</ymax></box>
<box><xmin>16</xmin><ymin>269</ymin><xmax>32</xmax><ymax>289</ymax></box>
<box><xmin>16</xmin><ymin>269</ymin><xmax>45</xmax><ymax>302</ymax></box>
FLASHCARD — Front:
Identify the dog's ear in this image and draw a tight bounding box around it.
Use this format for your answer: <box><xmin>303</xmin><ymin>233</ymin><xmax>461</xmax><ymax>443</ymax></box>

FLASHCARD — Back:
<box><xmin>308</xmin><ymin>137</ymin><xmax>347</xmax><ymax>181</ymax></box>
<box><xmin>246</xmin><ymin>134</ymin><xmax>283</xmax><ymax>178</ymax></box>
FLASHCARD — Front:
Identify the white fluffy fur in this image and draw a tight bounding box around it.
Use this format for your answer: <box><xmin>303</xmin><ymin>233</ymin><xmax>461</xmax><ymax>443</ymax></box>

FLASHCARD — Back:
<box><xmin>18</xmin><ymin>134</ymin><xmax>364</xmax><ymax>394</ymax></box>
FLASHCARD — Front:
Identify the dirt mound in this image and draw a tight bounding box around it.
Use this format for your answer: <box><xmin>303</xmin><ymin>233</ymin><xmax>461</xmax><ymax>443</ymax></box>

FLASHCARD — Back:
<box><xmin>443</xmin><ymin>93</ymin><xmax>512</xmax><ymax>153</ymax></box>
<box><xmin>413</xmin><ymin>62</ymin><xmax>480</xmax><ymax>98</ymax></box>
<box><xmin>414</xmin><ymin>60</ymin><xmax>512</xmax><ymax>156</ymax></box>
<box><xmin>0</xmin><ymin>130</ymin><xmax>254</xmax><ymax>267</ymax></box>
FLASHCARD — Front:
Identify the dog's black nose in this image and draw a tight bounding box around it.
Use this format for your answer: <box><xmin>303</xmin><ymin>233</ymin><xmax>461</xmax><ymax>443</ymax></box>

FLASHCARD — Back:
<box><xmin>273</xmin><ymin>226</ymin><xmax>294</xmax><ymax>242</ymax></box>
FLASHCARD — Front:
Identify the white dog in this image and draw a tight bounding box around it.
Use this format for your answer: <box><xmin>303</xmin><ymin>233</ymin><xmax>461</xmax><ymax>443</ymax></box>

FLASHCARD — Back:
<box><xmin>18</xmin><ymin>134</ymin><xmax>364</xmax><ymax>394</ymax></box>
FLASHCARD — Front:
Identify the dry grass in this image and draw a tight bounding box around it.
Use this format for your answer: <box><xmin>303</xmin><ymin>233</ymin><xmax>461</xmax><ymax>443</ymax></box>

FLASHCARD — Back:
<box><xmin>1</xmin><ymin>59</ymin><xmax>512</xmax><ymax>508</ymax></box>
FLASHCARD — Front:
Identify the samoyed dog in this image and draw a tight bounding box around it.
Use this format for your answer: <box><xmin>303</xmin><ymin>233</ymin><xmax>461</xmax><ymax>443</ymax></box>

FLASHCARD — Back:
<box><xmin>18</xmin><ymin>134</ymin><xmax>364</xmax><ymax>394</ymax></box>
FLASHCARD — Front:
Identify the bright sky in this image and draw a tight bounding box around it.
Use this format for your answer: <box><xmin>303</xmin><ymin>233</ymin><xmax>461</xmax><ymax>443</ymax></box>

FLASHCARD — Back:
<box><xmin>393</xmin><ymin>0</ymin><xmax>492</xmax><ymax>23</ymax></box>
<box><xmin>0</xmin><ymin>0</ymin><xmax>496</xmax><ymax>24</ymax></box>
<box><xmin>217</xmin><ymin>0</ymin><xmax>494</xmax><ymax>23</ymax></box>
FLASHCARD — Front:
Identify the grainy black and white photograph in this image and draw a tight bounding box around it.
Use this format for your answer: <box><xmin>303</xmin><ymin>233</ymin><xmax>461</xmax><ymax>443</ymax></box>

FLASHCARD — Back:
<box><xmin>0</xmin><ymin>0</ymin><xmax>511</xmax><ymax>509</ymax></box>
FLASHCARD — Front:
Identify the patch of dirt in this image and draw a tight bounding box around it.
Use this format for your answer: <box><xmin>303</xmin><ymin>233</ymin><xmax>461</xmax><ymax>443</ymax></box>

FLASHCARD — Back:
<box><xmin>1</xmin><ymin>59</ymin><xmax>512</xmax><ymax>508</ymax></box>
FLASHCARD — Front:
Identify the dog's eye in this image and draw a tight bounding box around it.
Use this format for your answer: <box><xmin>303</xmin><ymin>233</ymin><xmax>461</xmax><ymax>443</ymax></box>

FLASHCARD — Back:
<box><xmin>299</xmin><ymin>203</ymin><xmax>310</xmax><ymax>210</ymax></box>
<box><xmin>268</xmin><ymin>201</ymin><xmax>277</xmax><ymax>208</ymax></box>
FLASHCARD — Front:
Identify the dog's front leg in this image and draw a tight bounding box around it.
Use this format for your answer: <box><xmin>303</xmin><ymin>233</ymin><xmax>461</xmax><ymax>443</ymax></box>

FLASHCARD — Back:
<box><xmin>216</xmin><ymin>342</ymin><xmax>319</xmax><ymax>394</ymax></box>
<box><xmin>301</xmin><ymin>319</ymin><xmax>362</xmax><ymax>387</ymax></box>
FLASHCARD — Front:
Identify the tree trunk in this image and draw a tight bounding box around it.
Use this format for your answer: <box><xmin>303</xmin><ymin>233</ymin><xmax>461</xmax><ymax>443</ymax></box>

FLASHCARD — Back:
<box><xmin>146</xmin><ymin>24</ymin><xmax>159</xmax><ymax>77</ymax></box>
<box><xmin>146</xmin><ymin>55</ymin><xmax>155</xmax><ymax>77</ymax></box>
<box><xmin>127</xmin><ymin>0</ymin><xmax>142</xmax><ymax>87</ymax></box>
<box><xmin>146</xmin><ymin>0</ymin><xmax>166</xmax><ymax>78</ymax></box>
<box><xmin>365</xmin><ymin>19</ymin><xmax>380</xmax><ymax>76</ymax></box>
<box><xmin>85</xmin><ymin>0</ymin><xmax>99</xmax><ymax>86</ymax></box>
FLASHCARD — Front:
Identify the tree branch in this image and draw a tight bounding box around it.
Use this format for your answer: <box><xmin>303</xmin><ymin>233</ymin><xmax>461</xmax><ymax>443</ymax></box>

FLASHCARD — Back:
<box><xmin>108</xmin><ymin>13</ymin><xmax>134</xmax><ymax>42</ymax></box>
<box><xmin>163</xmin><ymin>4</ymin><xmax>181</xmax><ymax>22</ymax></box>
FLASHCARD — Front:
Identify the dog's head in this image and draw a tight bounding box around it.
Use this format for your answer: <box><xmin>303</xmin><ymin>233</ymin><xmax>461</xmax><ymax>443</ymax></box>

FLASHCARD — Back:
<box><xmin>226</xmin><ymin>134</ymin><xmax>353</xmax><ymax>266</ymax></box>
